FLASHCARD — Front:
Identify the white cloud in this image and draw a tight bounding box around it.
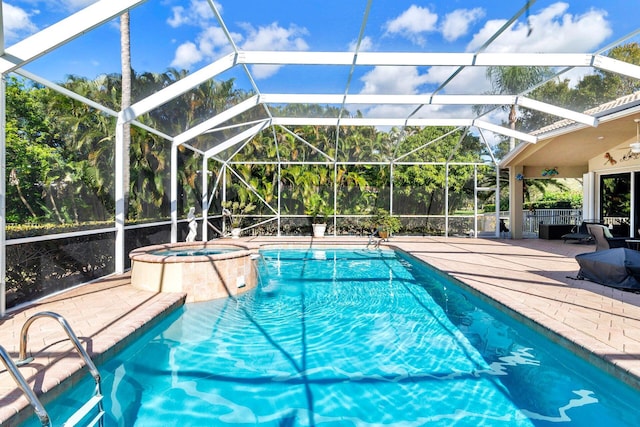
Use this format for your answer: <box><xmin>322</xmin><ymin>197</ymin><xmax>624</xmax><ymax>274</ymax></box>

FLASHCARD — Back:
<box><xmin>349</xmin><ymin>36</ymin><xmax>374</xmax><ymax>52</ymax></box>
<box><xmin>171</xmin><ymin>41</ymin><xmax>204</xmax><ymax>69</ymax></box>
<box><xmin>167</xmin><ymin>6</ymin><xmax>189</xmax><ymax>28</ymax></box>
<box><xmin>167</xmin><ymin>0</ymin><xmax>217</xmax><ymax>28</ymax></box>
<box><xmin>240</xmin><ymin>22</ymin><xmax>308</xmax><ymax>51</ymax></box>
<box><xmin>360</xmin><ymin>66</ymin><xmax>430</xmax><ymax>95</ymax></box>
<box><xmin>196</xmin><ymin>26</ymin><xmax>236</xmax><ymax>57</ymax></box>
<box><xmin>357</xmin><ymin>2</ymin><xmax>614</xmax><ymax>128</ymax></box>
<box><xmin>3</xmin><ymin>3</ymin><xmax>38</xmax><ymax>42</ymax></box>
<box><xmin>384</xmin><ymin>5</ymin><xmax>438</xmax><ymax>46</ymax></box>
<box><xmin>170</xmin><ymin>17</ymin><xmax>308</xmax><ymax>77</ymax></box>
<box><xmin>441</xmin><ymin>8</ymin><xmax>485</xmax><ymax>42</ymax></box>
<box><xmin>166</xmin><ymin>1</ymin><xmax>235</xmax><ymax>69</ymax></box>
<box><xmin>467</xmin><ymin>2</ymin><xmax>611</xmax><ymax>53</ymax></box>
<box><xmin>170</xmin><ymin>26</ymin><xmax>236</xmax><ymax>69</ymax></box>
<box><xmin>239</xmin><ymin>22</ymin><xmax>309</xmax><ymax>79</ymax></box>
<box><xmin>364</xmin><ymin>104</ymin><xmax>418</xmax><ymax>119</ymax></box>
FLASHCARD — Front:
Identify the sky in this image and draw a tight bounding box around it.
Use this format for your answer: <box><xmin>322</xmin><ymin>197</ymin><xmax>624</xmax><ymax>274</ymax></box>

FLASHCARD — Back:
<box><xmin>2</xmin><ymin>0</ymin><xmax>638</xmax><ymax>123</ymax></box>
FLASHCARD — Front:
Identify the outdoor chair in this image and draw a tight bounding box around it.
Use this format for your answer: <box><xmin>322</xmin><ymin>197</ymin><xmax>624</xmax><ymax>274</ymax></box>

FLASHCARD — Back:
<box><xmin>561</xmin><ymin>221</ymin><xmax>594</xmax><ymax>244</ymax></box>
<box><xmin>586</xmin><ymin>223</ymin><xmax>628</xmax><ymax>251</ymax></box>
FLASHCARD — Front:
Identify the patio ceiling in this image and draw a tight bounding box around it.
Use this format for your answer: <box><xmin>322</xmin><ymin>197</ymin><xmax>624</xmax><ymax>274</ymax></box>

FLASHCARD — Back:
<box><xmin>501</xmin><ymin>93</ymin><xmax>640</xmax><ymax>175</ymax></box>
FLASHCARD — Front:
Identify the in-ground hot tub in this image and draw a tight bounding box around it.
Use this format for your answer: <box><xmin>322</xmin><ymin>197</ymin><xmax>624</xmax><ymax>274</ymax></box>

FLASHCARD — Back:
<box><xmin>129</xmin><ymin>242</ymin><xmax>257</xmax><ymax>303</ymax></box>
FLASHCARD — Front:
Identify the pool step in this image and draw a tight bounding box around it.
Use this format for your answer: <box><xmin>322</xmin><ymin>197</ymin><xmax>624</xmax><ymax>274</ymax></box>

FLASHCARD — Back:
<box><xmin>63</xmin><ymin>394</ymin><xmax>104</xmax><ymax>426</ymax></box>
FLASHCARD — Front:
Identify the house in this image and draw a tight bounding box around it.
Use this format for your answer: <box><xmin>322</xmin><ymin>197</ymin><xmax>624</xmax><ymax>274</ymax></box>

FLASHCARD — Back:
<box><xmin>501</xmin><ymin>92</ymin><xmax>640</xmax><ymax>239</ymax></box>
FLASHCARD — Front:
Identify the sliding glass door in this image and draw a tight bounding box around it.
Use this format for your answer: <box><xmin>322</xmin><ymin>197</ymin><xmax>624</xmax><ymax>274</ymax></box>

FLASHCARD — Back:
<box><xmin>600</xmin><ymin>173</ymin><xmax>631</xmax><ymax>237</ymax></box>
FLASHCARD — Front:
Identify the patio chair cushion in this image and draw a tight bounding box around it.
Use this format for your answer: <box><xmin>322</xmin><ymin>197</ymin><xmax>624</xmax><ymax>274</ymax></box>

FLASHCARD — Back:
<box><xmin>586</xmin><ymin>223</ymin><xmax>628</xmax><ymax>251</ymax></box>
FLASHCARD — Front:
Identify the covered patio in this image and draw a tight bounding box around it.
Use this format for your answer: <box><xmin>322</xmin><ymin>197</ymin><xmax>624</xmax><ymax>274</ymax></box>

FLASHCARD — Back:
<box><xmin>502</xmin><ymin>92</ymin><xmax>640</xmax><ymax>238</ymax></box>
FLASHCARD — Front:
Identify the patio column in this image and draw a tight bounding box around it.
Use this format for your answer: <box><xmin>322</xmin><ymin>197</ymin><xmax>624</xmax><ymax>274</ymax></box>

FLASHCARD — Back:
<box><xmin>201</xmin><ymin>156</ymin><xmax>208</xmax><ymax>241</ymax></box>
<box><xmin>114</xmin><ymin>115</ymin><xmax>125</xmax><ymax>273</ymax></box>
<box><xmin>170</xmin><ymin>143</ymin><xmax>178</xmax><ymax>243</ymax></box>
<box><xmin>509</xmin><ymin>166</ymin><xmax>524</xmax><ymax>239</ymax></box>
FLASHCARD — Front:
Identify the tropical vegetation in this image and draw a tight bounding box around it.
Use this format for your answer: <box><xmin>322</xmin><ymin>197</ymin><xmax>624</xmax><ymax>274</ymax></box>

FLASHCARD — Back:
<box><xmin>7</xmin><ymin>43</ymin><xmax>640</xmax><ymax>238</ymax></box>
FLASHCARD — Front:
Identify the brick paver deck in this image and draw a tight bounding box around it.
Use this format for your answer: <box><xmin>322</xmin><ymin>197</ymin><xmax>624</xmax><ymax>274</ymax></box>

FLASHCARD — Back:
<box><xmin>1</xmin><ymin>236</ymin><xmax>640</xmax><ymax>425</ymax></box>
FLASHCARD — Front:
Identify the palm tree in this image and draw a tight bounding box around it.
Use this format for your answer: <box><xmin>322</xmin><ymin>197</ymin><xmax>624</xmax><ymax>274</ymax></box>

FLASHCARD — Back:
<box><xmin>121</xmin><ymin>11</ymin><xmax>132</xmax><ymax>218</ymax></box>
<box><xmin>485</xmin><ymin>66</ymin><xmax>551</xmax><ymax>150</ymax></box>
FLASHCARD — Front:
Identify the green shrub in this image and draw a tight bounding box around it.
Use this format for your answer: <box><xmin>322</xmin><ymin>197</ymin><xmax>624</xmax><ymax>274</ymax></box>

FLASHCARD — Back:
<box><xmin>6</xmin><ymin>221</ymin><xmax>113</xmax><ymax>239</ymax></box>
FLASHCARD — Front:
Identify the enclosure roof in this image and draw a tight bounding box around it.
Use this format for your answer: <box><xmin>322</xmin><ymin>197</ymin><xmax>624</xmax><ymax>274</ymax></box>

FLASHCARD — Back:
<box><xmin>2</xmin><ymin>0</ymin><xmax>640</xmax><ymax>160</ymax></box>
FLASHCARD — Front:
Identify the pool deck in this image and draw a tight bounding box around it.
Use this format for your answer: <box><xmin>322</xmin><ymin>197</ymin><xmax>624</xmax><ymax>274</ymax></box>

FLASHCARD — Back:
<box><xmin>2</xmin><ymin>236</ymin><xmax>640</xmax><ymax>424</ymax></box>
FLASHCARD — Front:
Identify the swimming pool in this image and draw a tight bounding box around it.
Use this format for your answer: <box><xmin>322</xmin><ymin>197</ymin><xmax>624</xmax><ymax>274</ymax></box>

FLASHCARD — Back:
<box><xmin>22</xmin><ymin>249</ymin><xmax>640</xmax><ymax>426</ymax></box>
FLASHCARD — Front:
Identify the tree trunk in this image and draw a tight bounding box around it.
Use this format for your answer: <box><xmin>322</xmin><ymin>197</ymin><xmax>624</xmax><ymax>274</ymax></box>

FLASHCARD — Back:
<box><xmin>9</xmin><ymin>169</ymin><xmax>38</xmax><ymax>219</ymax></box>
<box><xmin>509</xmin><ymin>104</ymin><xmax>517</xmax><ymax>151</ymax></box>
<box><xmin>120</xmin><ymin>11</ymin><xmax>132</xmax><ymax>220</ymax></box>
<box><xmin>48</xmin><ymin>186</ymin><xmax>64</xmax><ymax>224</ymax></box>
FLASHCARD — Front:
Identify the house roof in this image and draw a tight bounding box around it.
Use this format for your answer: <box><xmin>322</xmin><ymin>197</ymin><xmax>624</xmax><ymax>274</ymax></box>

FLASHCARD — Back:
<box><xmin>500</xmin><ymin>92</ymin><xmax>640</xmax><ymax>173</ymax></box>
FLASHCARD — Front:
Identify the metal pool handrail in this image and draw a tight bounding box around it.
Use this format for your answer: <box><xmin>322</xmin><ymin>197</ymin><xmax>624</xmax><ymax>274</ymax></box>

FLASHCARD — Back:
<box><xmin>17</xmin><ymin>311</ymin><xmax>104</xmax><ymax>426</ymax></box>
<box><xmin>0</xmin><ymin>345</ymin><xmax>51</xmax><ymax>426</ymax></box>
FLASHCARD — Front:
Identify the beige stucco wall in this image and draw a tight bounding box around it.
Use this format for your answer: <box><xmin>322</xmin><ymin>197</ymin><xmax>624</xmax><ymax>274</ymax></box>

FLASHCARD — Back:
<box><xmin>588</xmin><ymin>144</ymin><xmax>640</xmax><ymax>172</ymax></box>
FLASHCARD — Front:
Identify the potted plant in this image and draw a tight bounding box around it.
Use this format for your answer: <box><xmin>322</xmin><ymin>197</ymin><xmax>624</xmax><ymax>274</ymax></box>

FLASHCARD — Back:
<box><xmin>221</xmin><ymin>201</ymin><xmax>256</xmax><ymax>239</ymax></box>
<box><xmin>372</xmin><ymin>208</ymin><xmax>401</xmax><ymax>239</ymax></box>
<box><xmin>305</xmin><ymin>194</ymin><xmax>333</xmax><ymax>237</ymax></box>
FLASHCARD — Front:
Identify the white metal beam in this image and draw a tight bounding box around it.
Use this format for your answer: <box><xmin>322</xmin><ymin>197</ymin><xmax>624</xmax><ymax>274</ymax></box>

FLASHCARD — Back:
<box><xmin>516</xmin><ymin>97</ymin><xmax>598</xmax><ymax>127</ymax></box>
<box><xmin>357</xmin><ymin>52</ymin><xmax>474</xmax><ymax>66</ymax></box>
<box><xmin>201</xmin><ymin>156</ymin><xmax>208</xmax><ymax>241</ymax></box>
<box><xmin>0</xmin><ymin>0</ymin><xmax>147</xmax><ymax>74</ymax></box>
<box><xmin>170</xmin><ymin>143</ymin><xmax>178</xmax><ymax>243</ymax></box>
<box><xmin>261</xmin><ymin>93</ymin><xmax>518</xmax><ymax>105</ymax></box>
<box><xmin>173</xmin><ymin>95</ymin><xmax>261</xmax><ymax>145</ymax></box>
<box><xmin>16</xmin><ymin>68</ymin><xmax>174</xmax><ymax>141</ymax></box>
<box><xmin>0</xmin><ymin>3</ymin><xmax>5</xmax><ymax>57</ymax></box>
<box><xmin>123</xmin><ymin>52</ymin><xmax>237</xmax><ymax>121</ymax></box>
<box><xmin>114</xmin><ymin>118</ymin><xmax>125</xmax><ymax>273</ymax></box>
<box><xmin>473</xmin><ymin>53</ymin><xmax>593</xmax><ymax>67</ymax></box>
<box><xmin>262</xmin><ymin>93</ymin><xmax>597</xmax><ymax>126</ymax></box>
<box><xmin>238</xmin><ymin>51</ymin><xmax>354</xmax><ymax>65</ymax></box>
<box><xmin>272</xmin><ymin>117</ymin><xmax>473</xmax><ymax>127</ymax></box>
<box><xmin>473</xmin><ymin>120</ymin><xmax>537</xmax><ymax>143</ymax></box>
<box><xmin>593</xmin><ymin>55</ymin><xmax>640</xmax><ymax>80</ymax></box>
<box><xmin>205</xmin><ymin>121</ymin><xmax>269</xmax><ymax>157</ymax></box>
<box><xmin>239</xmin><ymin>51</ymin><xmax>599</xmax><ymax>67</ymax></box>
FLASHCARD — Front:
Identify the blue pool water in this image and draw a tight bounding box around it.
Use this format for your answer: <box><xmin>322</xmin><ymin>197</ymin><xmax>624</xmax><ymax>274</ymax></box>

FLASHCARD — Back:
<box><xmin>22</xmin><ymin>249</ymin><xmax>640</xmax><ymax>426</ymax></box>
<box><xmin>150</xmin><ymin>248</ymin><xmax>237</xmax><ymax>256</ymax></box>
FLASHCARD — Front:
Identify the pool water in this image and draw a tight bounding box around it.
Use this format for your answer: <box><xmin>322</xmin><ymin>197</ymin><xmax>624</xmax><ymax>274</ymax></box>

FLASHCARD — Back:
<box><xmin>150</xmin><ymin>248</ymin><xmax>237</xmax><ymax>256</ymax></box>
<box><xmin>23</xmin><ymin>249</ymin><xmax>640</xmax><ymax>426</ymax></box>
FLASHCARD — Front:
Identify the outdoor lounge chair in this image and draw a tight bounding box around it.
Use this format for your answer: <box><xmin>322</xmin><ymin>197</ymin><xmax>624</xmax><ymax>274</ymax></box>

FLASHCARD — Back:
<box><xmin>561</xmin><ymin>221</ymin><xmax>594</xmax><ymax>243</ymax></box>
<box><xmin>586</xmin><ymin>223</ymin><xmax>628</xmax><ymax>251</ymax></box>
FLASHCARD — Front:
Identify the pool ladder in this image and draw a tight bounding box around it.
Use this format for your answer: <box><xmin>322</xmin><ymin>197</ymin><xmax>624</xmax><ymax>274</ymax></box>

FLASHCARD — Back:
<box><xmin>0</xmin><ymin>311</ymin><xmax>104</xmax><ymax>426</ymax></box>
